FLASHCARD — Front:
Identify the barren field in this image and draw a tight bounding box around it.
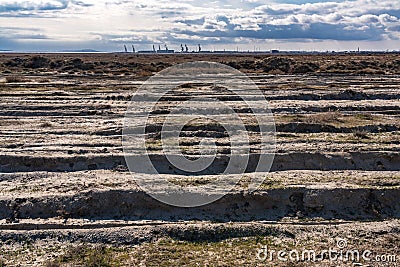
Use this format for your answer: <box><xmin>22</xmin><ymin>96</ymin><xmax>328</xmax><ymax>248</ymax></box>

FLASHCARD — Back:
<box><xmin>0</xmin><ymin>53</ymin><xmax>399</xmax><ymax>266</ymax></box>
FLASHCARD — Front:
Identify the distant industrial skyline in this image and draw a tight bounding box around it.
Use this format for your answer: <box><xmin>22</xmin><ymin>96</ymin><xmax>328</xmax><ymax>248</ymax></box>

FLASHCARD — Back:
<box><xmin>0</xmin><ymin>0</ymin><xmax>399</xmax><ymax>52</ymax></box>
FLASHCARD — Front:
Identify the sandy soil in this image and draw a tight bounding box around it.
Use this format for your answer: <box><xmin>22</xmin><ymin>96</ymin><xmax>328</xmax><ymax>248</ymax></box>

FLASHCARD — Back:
<box><xmin>0</xmin><ymin>53</ymin><xmax>399</xmax><ymax>266</ymax></box>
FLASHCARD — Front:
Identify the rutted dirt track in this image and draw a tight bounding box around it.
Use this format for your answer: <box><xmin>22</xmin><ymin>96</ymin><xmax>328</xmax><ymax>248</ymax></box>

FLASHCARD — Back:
<box><xmin>0</xmin><ymin>53</ymin><xmax>399</xmax><ymax>266</ymax></box>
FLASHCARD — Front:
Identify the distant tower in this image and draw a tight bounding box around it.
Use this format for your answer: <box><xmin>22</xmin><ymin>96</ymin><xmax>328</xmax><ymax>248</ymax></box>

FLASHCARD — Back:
<box><xmin>158</xmin><ymin>45</ymin><xmax>161</xmax><ymax>51</ymax></box>
<box><xmin>165</xmin><ymin>44</ymin><xmax>168</xmax><ymax>51</ymax></box>
<box><xmin>185</xmin><ymin>44</ymin><xmax>189</xmax><ymax>53</ymax></box>
<box><xmin>358</xmin><ymin>47</ymin><xmax>360</xmax><ymax>53</ymax></box>
<box><xmin>153</xmin><ymin>45</ymin><xmax>156</xmax><ymax>52</ymax></box>
<box><xmin>132</xmin><ymin>45</ymin><xmax>135</xmax><ymax>53</ymax></box>
<box><xmin>181</xmin><ymin>44</ymin><xmax>184</xmax><ymax>52</ymax></box>
<box><xmin>198</xmin><ymin>44</ymin><xmax>201</xmax><ymax>52</ymax></box>
<box><xmin>124</xmin><ymin>45</ymin><xmax>128</xmax><ymax>53</ymax></box>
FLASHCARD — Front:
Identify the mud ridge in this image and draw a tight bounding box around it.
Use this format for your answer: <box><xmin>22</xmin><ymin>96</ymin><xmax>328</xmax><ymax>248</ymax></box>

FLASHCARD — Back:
<box><xmin>0</xmin><ymin>152</ymin><xmax>399</xmax><ymax>173</ymax></box>
<box><xmin>0</xmin><ymin>188</ymin><xmax>399</xmax><ymax>222</ymax></box>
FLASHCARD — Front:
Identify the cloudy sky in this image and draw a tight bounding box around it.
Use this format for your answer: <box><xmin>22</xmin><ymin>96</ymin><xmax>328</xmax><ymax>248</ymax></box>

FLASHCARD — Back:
<box><xmin>0</xmin><ymin>0</ymin><xmax>399</xmax><ymax>52</ymax></box>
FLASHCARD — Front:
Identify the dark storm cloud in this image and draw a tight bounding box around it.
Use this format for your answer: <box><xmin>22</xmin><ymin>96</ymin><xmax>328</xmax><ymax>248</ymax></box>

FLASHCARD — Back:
<box><xmin>176</xmin><ymin>22</ymin><xmax>383</xmax><ymax>41</ymax></box>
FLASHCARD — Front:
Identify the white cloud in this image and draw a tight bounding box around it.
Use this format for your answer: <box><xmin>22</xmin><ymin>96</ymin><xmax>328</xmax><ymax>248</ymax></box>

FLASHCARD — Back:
<box><xmin>0</xmin><ymin>0</ymin><xmax>69</xmax><ymax>13</ymax></box>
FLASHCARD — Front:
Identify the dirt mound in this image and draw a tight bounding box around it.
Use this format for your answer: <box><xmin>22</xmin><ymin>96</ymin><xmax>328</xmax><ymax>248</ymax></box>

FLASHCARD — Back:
<box><xmin>5</xmin><ymin>56</ymin><xmax>51</xmax><ymax>69</ymax></box>
<box><xmin>292</xmin><ymin>62</ymin><xmax>320</xmax><ymax>73</ymax></box>
<box><xmin>259</xmin><ymin>57</ymin><xmax>294</xmax><ymax>73</ymax></box>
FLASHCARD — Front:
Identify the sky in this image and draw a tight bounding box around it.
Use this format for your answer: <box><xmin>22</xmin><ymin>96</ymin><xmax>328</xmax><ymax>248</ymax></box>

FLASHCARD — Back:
<box><xmin>0</xmin><ymin>0</ymin><xmax>399</xmax><ymax>52</ymax></box>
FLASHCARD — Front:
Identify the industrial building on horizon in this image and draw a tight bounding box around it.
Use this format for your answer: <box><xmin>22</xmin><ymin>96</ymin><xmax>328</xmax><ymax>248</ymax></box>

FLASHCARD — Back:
<box><xmin>127</xmin><ymin>44</ymin><xmax>207</xmax><ymax>54</ymax></box>
<box><xmin>120</xmin><ymin>44</ymin><xmax>399</xmax><ymax>55</ymax></box>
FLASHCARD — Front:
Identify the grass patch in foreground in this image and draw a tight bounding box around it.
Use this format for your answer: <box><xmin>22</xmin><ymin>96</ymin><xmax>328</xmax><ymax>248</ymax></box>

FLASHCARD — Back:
<box><xmin>43</xmin><ymin>236</ymin><xmax>288</xmax><ymax>267</ymax></box>
<box><xmin>129</xmin><ymin>236</ymin><xmax>284</xmax><ymax>267</ymax></box>
<box><xmin>45</xmin><ymin>245</ymin><xmax>129</xmax><ymax>267</ymax></box>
